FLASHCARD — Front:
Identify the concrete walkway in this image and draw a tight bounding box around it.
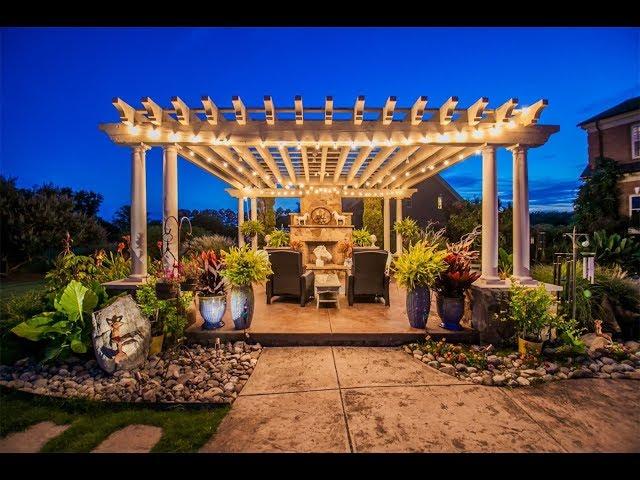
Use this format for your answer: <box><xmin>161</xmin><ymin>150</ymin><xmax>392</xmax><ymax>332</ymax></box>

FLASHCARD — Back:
<box><xmin>201</xmin><ymin>346</ymin><xmax>640</xmax><ymax>453</ymax></box>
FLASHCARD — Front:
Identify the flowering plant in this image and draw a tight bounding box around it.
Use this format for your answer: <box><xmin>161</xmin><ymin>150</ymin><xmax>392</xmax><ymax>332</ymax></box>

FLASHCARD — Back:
<box><xmin>196</xmin><ymin>250</ymin><xmax>226</xmax><ymax>296</ymax></box>
<box><xmin>181</xmin><ymin>256</ymin><xmax>201</xmax><ymax>282</ymax></box>
<box><xmin>337</xmin><ymin>240</ymin><xmax>354</xmax><ymax>258</ymax></box>
<box><xmin>290</xmin><ymin>240</ymin><xmax>303</xmax><ymax>252</ymax></box>
<box><xmin>160</xmin><ymin>262</ymin><xmax>184</xmax><ymax>285</ymax></box>
<box><xmin>434</xmin><ymin>226</ymin><xmax>481</xmax><ymax>298</ymax></box>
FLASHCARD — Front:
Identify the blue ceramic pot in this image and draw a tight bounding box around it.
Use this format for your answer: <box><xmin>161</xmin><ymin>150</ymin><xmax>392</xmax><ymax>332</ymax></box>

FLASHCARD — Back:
<box><xmin>199</xmin><ymin>294</ymin><xmax>226</xmax><ymax>330</ymax></box>
<box><xmin>436</xmin><ymin>294</ymin><xmax>465</xmax><ymax>331</ymax></box>
<box><xmin>230</xmin><ymin>285</ymin><xmax>255</xmax><ymax>330</ymax></box>
<box><xmin>406</xmin><ymin>286</ymin><xmax>431</xmax><ymax>329</ymax></box>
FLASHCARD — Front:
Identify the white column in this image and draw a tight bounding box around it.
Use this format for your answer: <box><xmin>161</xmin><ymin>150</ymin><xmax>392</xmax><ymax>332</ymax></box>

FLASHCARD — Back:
<box><xmin>162</xmin><ymin>145</ymin><xmax>178</xmax><ymax>271</ymax></box>
<box><xmin>479</xmin><ymin>146</ymin><xmax>501</xmax><ymax>284</ymax></box>
<box><xmin>128</xmin><ymin>144</ymin><xmax>148</xmax><ymax>281</ymax></box>
<box><xmin>250</xmin><ymin>197</ymin><xmax>258</xmax><ymax>250</ymax></box>
<box><xmin>512</xmin><ymin>146</ymin><xmax>534</xmax><ymax>283</ymax></box>
<box><xmin>395</xmin><ymin>197</ymin><xmax>403</xmax><ymax>255</ymax></box>
<box><xmin>383</xmin><ymin>196</ymin><xmax>391</xmax><ymax>252</ymax></box>
<box><xmin>237</xmin><ymin>196</ymin><xmax>245</xmax><ymax>247</ymax></box>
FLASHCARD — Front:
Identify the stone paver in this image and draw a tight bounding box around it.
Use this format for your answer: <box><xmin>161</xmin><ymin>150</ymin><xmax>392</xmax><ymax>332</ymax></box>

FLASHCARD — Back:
<box><xmin>333</xmin><ymin>346</ymin><xmax>466</xmax><ymax>388</ymax></box>
<box><xmin>92</xmin><ymin>424</ymin><xmax>163</xmax><ymax>453</ymax></box>
<box><xmin>0</xmin><ymin>421</ymin><xmax>70</xmax><ymax>453</ymax></box>
<box><xmin>505</xmin><ymin>379</ymin><xmax>640</xmax><ymax>452</ymax></box>
<box><xmin>240</xmin><ymin>346</ymin><xmax>338</xmax><ymax>395</ymax></box>
<box><xmin>342</xmin><ymin>385</ymin><xmax>563</xmax><ymax>452</ymax></box>
<box><xmin>200</xmin><ymin>389</ymin><xmax>350</xmax><ymax>452</ymax></box>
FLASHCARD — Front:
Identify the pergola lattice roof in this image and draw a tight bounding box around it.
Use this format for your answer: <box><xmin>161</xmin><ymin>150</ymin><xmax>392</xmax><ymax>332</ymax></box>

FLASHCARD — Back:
<box><xmin>100</xmin><ymin>95</ymin><xmax>558</xmax><ymax>197</ymax></box>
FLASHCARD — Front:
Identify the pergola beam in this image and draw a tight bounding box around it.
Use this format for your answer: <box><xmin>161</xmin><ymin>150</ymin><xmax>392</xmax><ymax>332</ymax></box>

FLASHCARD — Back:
<box><xmin>382</xmin><ymin>96</ymin><xmax>397</xmax><ymax>125</ymax></box>
<box><xmin>402</xmin><ymin>146</ymin><xmax>480</xmax><ymax>188</ymax></box>
<box><xmin>333</xmin><ymin>146</ymin><xmax>351</xmax><ymax>182</ymax></box>
<box><xmin>112</xmin><ymin>97</ymin><xmax>136</xmax><ymax>125</ymax></box>
<box><xmin>295</xmin><ymin>96</ymin><xmax>303</xmax><ymax>124</ymax></box>
<box><xmin>409</xmin><ymin>96</ymin><xmax>428</xmax><ymax>125</ymax></box>
<box><xmin>345</xmin><ymin>146</ymin><xmax>374</xmax><ymax>185</ymax></box>
<box><xmin>201</xmin><ymin>96</ymin><xmax>220</xmax><ymax>125</ymax></box>
<box><xmin>381</xmin><ymin>146</ymin><xmax>445</xmax><ymax>188</ymax></box>
<box><xmin>458</xmin><ymin>97</ymin><xmax>489</xmax><ymax>126</ymax></box>
<box><xmin>439</xmin><ymin>96</ymin><xmax>459</xmax><ymax>125</ymax></box>
<box><xmin>278</xmin><ymin>146</ymin><xmax>297</xmax><ymax>184</ymax></box>
<box><xmin>356</xmin><ymin>146</ymin><xmax>395</xmax><ymax>188</ymax></box>
<box><xmin>210</xmin><ymin>146</ymin><xmax>263</xmax><ymax>188</ymax></box>
<box><xmin>141</xmin><ymin>97</ymin><xmax>163</xmax><ymax>126</ymax></box>
<box><xmin>233</xmin><ymin>146</ymin><xmax>276</xmax><ymax>188</ymax></box>
<box><xmin>264</xmin><ymin>96</ymin><xmax>275</xmax><ymax>125</ymax></box>
<box><xmin>518</xmin><ymin>99</ymin><xmax>548</xmax><ymax>126</ymax></box>
<box><xmin>324</xmin><ymin>96</ymin><xmax>333</xmax><ymax>125</ymax></box>
<box><xmin>353</xmin><ymin>96</ymin><xmax>365</xmax><ymax>125</ymax></box>
<box><xmin>370</xmin><ymin>145</ymin><xmax>422</xmax><ymax>187</ymax></box>
<box><xmin>319</xmin><ymin>146</ymin><xmax>328</xmax><ymax>183</ymax></box>
<box><xmin>495</xmin><ymin>98</ymin><xmax>518</xmax><ymax>124</ymax></box>
<box><xmin>171</xmin><ymin>97</ymin><xmax>190</xmax><ymax>125</ymax></box>
<box><xmin>232</xmin><ymin>96</ymin><xmax>247</xmax><ymax>125</ymax></box>
<box><xmin>300</xmin><ymin>147</ymin><xmax>310</xmax><ymax>182</ymax></box>
<box><xmin>255</xmin><ymin>145</ymin><xmax>285</xmax><ymax>186</ymax></box>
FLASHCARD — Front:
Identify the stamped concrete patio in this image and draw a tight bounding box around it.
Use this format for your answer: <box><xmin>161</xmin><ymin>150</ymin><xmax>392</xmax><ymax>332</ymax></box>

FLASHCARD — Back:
<box><xmin>201</xmin><ymin>346</ymin><xmax>640</xmax><ymax>453</ymax></box>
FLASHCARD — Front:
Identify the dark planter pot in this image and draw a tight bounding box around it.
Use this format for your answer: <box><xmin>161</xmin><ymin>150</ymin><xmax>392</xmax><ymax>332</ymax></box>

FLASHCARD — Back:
<box><xmin>436</xmin><ymin>294</ymin><xmax>465</xmax><ymax>331</ymax></box>
<box><xmin>180</xmin><ymin>280</ymin><xmax>197</xmax><ymax>291</ymax></box>
<box><xmin>619</xmin><ymin>318</ymin><xmax>640</xmax><ymax>341</ymax></box>
<box><xmin>406</xmin><ymin>286</ymin><xmax>431</xmax><ymax>329</ymax></box>
<box><xmin>230</xmin><ymin>285</ymin><xmax>255</xmax><ymax>330</ymax></box>
<box><xmin>156</xmin><ymin>282</ymin><xmax>178</xmax><ymax>300</ymax></box>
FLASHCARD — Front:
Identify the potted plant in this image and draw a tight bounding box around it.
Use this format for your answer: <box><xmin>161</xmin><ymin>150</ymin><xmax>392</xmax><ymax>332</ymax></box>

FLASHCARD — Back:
<box><xmin>394</xmin><ymin>217</ymin><xmax>421</xmax><ymax>248</ymax></box>
<box><xmin>352</xmin><ymin>228</ymin><xmax>373</xmax><ymax>247</ymax></box>
<box><xmin>392</xmin><ymin>240</ymin><xmax>447</xmax><ymax>329</ymax></box>
<box><xmin>136</xmin><ymin>277</ymin><xmax>166</xmax><ymax>354</ymax></box>
<box><xmin>240</xmin><ymin>220</ymin><xmax>265</xmax><ymax>244</ymax></box>
<box><xmin>265</xmin><ymin>229</ymin><xmax>290</xmax><ymax>249</ymax></box>
<box><xmin>337</xmin><ymin>240</ymin><xmax>354</xmax><ymax>268</ymax></box>
<box><xmin>196</xmin><ymin>250</ymin><xmax>227</xmax><ymax>330</ymax></box>
<box><xmin>505</xmin><ymin>280</ymin><xmax>558</xmax><ymax>356</ymax></box>
<box><xmin>290</xmin><ymin>239</ymin><xmax>303</xmax><ymax>252</ymax></box>
<box><xmin>155</xmin><ymin>263</ymin><xmax>182</xmax><ymax>300</ymax></box>
<box><xmin>180</xmin><ymin>257</ymin><xmax>200</xmax><ymax>291</ymax></box>
<box><xmin>221</xmin><ymin>246</ymin><xmax>273</xmax><ymax>330</ymax></box>
<box><xmin>433</xmin><ymin>228</ymin><xmax>481</xmax><ymax>331</ymax></box>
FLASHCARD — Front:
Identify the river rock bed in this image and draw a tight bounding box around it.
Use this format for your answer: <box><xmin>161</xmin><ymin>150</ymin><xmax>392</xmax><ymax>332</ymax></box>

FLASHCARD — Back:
<box><xmin>404</xmin><ymin>339</ymin><xmax>640</xmax><ymax>387</ymax></box>
<box><xmin>0</xmin><ymin>341</ymin><xmax>261</xmax><ymax>404</ymax></box>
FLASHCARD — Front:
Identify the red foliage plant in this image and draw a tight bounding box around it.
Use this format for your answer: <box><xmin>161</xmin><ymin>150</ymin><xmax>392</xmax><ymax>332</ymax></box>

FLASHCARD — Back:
<box><xmin>434</xmin><ymin>226</ymin><xmax>481</xmax><ymax>298</ymax></box>
<box><xmin>196</xmin><ymin>250</ymin><xmax>226</xmax><ymax>296</ymax></box>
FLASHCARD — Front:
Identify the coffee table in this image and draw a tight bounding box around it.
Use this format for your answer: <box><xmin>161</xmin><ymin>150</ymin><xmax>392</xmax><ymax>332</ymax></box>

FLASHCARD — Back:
<box><xmin>314</xmin><ymin>273</ymin><xmax>341</xmax><ymax>309</ymax></box>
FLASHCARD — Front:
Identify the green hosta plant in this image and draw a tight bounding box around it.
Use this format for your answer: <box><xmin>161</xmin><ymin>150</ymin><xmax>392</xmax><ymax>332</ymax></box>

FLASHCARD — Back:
<box><xmin>240</xmin><ymin>220</ymin><xmax>265</xmax><ymax>238</ymax></box>
<box><xmin>11</xmin><ymin>280</ymin><xmax>99</xmax><ymax>361</ymax></box>
<box><xmin>266</xmin><ymin>229</ymin><xmax>290</xmax><ymax>247</ymax></box>
<box><xmin>221</xmin><ymin>246</ymin><xmax>273</xmax><ymax>287</ymax></box>
<box><xmin>352</xmin><ymin>228</ymin><xmax>373</xmax><ymax>247</ymax></box>
<box><xmin>394</xmin><ymin>218</ymin><xmax>421</xmax><ymax>247</ymax></box>
<box><xmin>392</xmin><ymin>240</ymin><xmax>448</xmax><ymax>290</ymax></box>
<box><xmin>592</xmin><ymin>230</ymin><xmax>640</xmax><ymax>273</ymax></box>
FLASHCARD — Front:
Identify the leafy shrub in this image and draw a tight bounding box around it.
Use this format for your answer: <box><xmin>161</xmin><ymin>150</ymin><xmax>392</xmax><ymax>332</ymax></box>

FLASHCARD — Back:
<box><xmin>362</xmin><ymin>197</ymin><xmax>383</xmax><ymax>244</ymax></box>
<box><xmin>394</xmin><ymin>218</ymin><xmax>421</xmax><ymax>247</ymax></box>
<box><xmin>265</xmin><ymin>229</ymin><xmax>289</xmax><ymax>248</ymax></box>
<box><xmin>501</xmin><ymin>281</ymin><xmax>557</xmax><ymax>342</ymax></box>
<box><xmin>45</xmin><ymin>252</ymin><xmax>100</xmax><ymax>294</ymax></box>
<box><xmin>592</xmin><ymin>230</ymin><xmax>640</xmax><ymax>274</ymax></box>
<box><xmin>392</xmin><ymin>240</ymin><xmax>447</xmax><ymax>290</ymax></box>
<box><xmin>182</xmin><ymin>234</ymin><xmax>235</xmax><ymax>257</ymax></box>
<box><xmin>10</xmin><ymin>280</ymin><xmax>100</xmax><ymax>361</ymax></box>
<box><xmin>221</xmin><ymin>246</ymin><xmax>273</xmax><ymax>287</ymax></box>
<box><xmin>240</xmin><ymin>220</ymin><xmax>264</xmax><ymax>239</ymax></box>
<box><xmin>95</xmin><ymin>250</ymin><xmax>131</xmax><ymax>283</ymax></box>
<box><xmin>352</xmin><ymin>229</ymin><xmax>373</xmax><ymax>247</ymax></box>
<box><xmin>498</xmin><ymin>247</ymin><xmax>512</xmax><ymax>279</ymax></box>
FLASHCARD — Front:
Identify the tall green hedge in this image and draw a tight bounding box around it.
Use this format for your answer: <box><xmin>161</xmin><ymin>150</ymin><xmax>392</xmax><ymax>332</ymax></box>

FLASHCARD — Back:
<box><xmin>363</xmin><ymin>197</ymin><xmax>383</xmax><ymax>244</ymax></box>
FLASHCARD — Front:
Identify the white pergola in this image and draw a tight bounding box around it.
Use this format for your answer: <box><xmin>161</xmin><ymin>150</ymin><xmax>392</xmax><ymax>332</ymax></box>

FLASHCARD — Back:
<box><xmin>100</xmin><ymin>94</ymin><xmax>558</xmax><ymax>287</ymax></box>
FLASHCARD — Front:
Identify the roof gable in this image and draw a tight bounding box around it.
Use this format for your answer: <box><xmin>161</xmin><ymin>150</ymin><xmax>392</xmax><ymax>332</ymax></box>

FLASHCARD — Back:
<box><xmin>578</xmin><ymin>96</ymin><xmax>640</xmax><ymax>127</ymax></box>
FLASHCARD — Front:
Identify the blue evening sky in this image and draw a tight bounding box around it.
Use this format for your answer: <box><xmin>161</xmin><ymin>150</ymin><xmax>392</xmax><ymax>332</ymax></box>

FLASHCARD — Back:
<box><xmin>1</xmin><ymin>27</ymin><xmax>638</xmax><ymax>220</ymax></box>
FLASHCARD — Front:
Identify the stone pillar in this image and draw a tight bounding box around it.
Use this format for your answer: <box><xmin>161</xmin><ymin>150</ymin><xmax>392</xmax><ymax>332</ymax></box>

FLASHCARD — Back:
<box><xmin>383</xmin><ymin>196</ymin><xmax>391</xmax><ymax>252</ymax></box>
<box><xmin>512</xmin><ymin>146</ymin><xmax>534</xmax><ymax>283</ymax></box>
<box><xmin>128</xmin><ymin>144</ymin><xmax>148</xmax><ymax>281</ymax></box>
<box><xmin>479</xmin><ymin>146</ymin><xmax>501</xmax><ymax>284</ymax></box>
<box><xmin>250</xmin><ymin>197</ymin><xmax>258</xmax><ymax>250</ymax></box>
<box><xmin>237</xmin><ymin>196</ymin><xmax>245</xmax><ymax>247</ymax></box>
<box><xmin>395</xmin><ymin>197</ymin><xmax>403</xmax><ymax>255</ymax></box>
<box><xmin>162</xmin><ymin>145</ymin><xmax>179</xmax><ymax>271</ymax></box>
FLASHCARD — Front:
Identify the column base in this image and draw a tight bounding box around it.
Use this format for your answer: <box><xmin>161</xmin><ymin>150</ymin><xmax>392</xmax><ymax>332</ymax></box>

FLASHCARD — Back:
<box><xmin>125</xmin><ymin>274</ymin><xmax>148</xmax><ymax>283</ymax></box>
<box><xmin>475</xmin><ymin>276</ymin><xmax>506</xmax><ymax>287</ymax></box>
<box><xmin>512</xmin><ymin>276</ymin><xmax>538</xmax><ymax>286</ymax></box>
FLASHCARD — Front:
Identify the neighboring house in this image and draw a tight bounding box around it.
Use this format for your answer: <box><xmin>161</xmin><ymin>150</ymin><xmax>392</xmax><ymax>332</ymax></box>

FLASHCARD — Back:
<box><xmin>343</xmin><ymin>174</ymin><xmax>462</xmax><ymax>249</ymax></box>
<box><xmin>578</xmin><ymin>96</ymin><xmax>640</xmax><ymax>231</ymax></box>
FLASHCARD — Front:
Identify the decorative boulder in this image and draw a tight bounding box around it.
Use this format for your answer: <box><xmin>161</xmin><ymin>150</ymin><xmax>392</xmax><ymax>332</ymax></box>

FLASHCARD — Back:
<box><xmin>91</xmin><ymin>295</ymin><xmax>151</xmax><ymax>374</ymax></box>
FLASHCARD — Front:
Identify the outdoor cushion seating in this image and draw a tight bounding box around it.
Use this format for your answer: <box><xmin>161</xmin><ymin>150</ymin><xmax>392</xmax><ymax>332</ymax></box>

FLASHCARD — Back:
<box><xmin>266</xmin><ymin>250</ymin><xmax>315</xmax><ymax>307</ymax></box>
<box><xmin>347</xmin><ymin>250</ymin><xmax>391</xmax><ymax>307</ymax></box>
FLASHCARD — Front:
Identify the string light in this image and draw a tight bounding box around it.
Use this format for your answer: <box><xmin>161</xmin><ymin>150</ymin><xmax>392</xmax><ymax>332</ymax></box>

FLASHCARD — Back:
<box><xmin>190</xmin><ymin>134</ymin><xmax>202</xmax><ymax>142</ymax></box>
<box><xmin>168</xmin><ymin>132</ymin><xmax>180</xmax><ymax>142</ymax></box>
<box><xmin>149</xmin><ymin>128</ymin><xmax>160</xmax><ymax>139</ymax></box>
<box><xmin>128</xmin><ymin>125</ymin><xmax>140</xmax><ymax>135</ymax></box>
<box><xmin>472</xmin><ymin>129</ymin><xmax>484</xmax><ymax>139</ymax></box>
<box><xmin>455</xmin><ymin>130</ymin><xmax>468</xmax><ymax>141</ymax></box>
<box><xmin>223</xmin><ymin>161</ymin><xmax>228</xmax><ymax>168</ymax></box>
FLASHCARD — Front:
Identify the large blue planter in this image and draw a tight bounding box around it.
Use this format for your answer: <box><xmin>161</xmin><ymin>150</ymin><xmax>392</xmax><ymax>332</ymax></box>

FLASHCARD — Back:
<box><xmin>436</xmin><ymin>294</ymin><xmax>465</xmax><ymax>331</ymax></box>
<box><xmin>199</xmin><ymin>294</ymin><xmax>226</xmax><ymax>330</ymax></box>
<box><xmin>406</xmin><ymin>286</ymin><xmax>431</xmax><ymax>329</ymax></box>
<box><xmin>230</xmin><ymin>285</ymin><xmax>255</xmax><ymax>330</ymax></box>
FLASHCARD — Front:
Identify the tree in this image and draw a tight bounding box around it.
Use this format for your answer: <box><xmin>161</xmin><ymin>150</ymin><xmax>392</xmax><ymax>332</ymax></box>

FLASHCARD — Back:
<box><xmin>363</xmin><ymin>197</ymin><xmax>383</xmax><ymax>243</ymax></box>
<box><xmin>258</xmin><ymin>198</ymin><xmax>276</xmax><ymax>233</ymax></box>
<box><xmin>574</xmin><ymin>157</ymin><xmax>626</xmax><ymax>234</ymax></box>
<box><xmin>112</xmin><ymin>205</ymin><xmax>131</xmax><ymax>234</ymax></box>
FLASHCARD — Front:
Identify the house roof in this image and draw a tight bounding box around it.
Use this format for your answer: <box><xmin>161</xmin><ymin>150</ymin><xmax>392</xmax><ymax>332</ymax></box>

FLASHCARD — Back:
<box><xmin>577</xmin><ymin>96</ymin><xmax>640</xmax><ymax>127</ymax></box>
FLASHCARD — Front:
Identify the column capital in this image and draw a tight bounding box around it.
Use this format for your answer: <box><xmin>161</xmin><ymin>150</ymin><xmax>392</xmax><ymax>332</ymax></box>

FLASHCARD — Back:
<box><xmin>482</xmin><ymin>145</ymin><xmax>496</xmax><ymax>154</ymax></box>
<box><xmin>131</xmin><ymin>142</ymin><xmax>151</xmax><ymax>152</ymax></box>
<box><xmin>507</xmin><ymin>144</ymin><xmax>527</xmax><ymax>155</ymax></box>
<box><xmin>163</xmin><ymin>144</ymin><xmax>179</xmax><ymax>152</ymax></box>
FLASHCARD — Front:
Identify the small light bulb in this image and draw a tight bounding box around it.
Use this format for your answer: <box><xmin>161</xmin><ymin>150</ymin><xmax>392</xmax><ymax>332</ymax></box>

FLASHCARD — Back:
<box><xmin>149</xmin><ymin>128</ymin><xmax>160</xmax><ymax>139</ymax></box>
<box><xmin>458</xmin><ymin>154</ymin><xmax>463</xmax><ymax>160</ymax></box>
<box><xmin>190</xmin><ymin>134</ymin><xmax>202</xmax><ymax>142</ymax></box>
<box><xmin>429</xmin><ymin>165</ymin><xmax>435</xmax><ymax>170</ymax></box>
<box><xmin>128</xmin><ymin>125</ymin><xmax>140</xmax><ymax>135</ymax></box>
<box><xmin>223</xmin><ymin>161</ymin><xmax>228</xmax><ymax>168</ymax></box>
<box><xmin>444</xmin><ymin>160</ymin><xmax>450</xmax><ymax>166</ymax></box>
<box><xmin>472</xmin><ymin>129</ymin><xmax>484</xmax><ymax>139</ymax></box>
<box><xmin>421</xmin><ymin>167</ymin><xmax>426</xmax><ymax>173</ymax></box>
<box><xmin>252</xmin><ymin>171</ymin><xmax>258</xmax><ymax>176</ymax></box>
<box><xmin>189</xmin><ymin>151</ymin><xmax>195</xmax><ymax>157</ymax></box>
<box><xmin>169</xmin><ymin>132</ymin><xmax>179</xmax><ymax>142</ymax></box>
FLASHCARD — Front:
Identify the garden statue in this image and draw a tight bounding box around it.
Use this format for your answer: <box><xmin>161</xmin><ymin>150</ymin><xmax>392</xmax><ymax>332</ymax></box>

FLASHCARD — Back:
<box><xmin>295</xmin><ymin>212</ymin><xmax>309</xmax><ymax>225</ymax></box>
<box><xmin>370</xmin><ymin>234</ymin><xmax>377</xmax><ymax>247</ymax></box>
<box><xmin>92</xmin><ymin>295</ymin><xmax>151</xmax><ymax>373</ymax></box>
<box><xmin>313</xmin><ymin>244</ymin><xmax>333</xmax><ymax>267</ymax></box>
<box><xmin>332</xmin><ymin>210</ymin><xmax>346</xmax><ymax>225</ymax></box>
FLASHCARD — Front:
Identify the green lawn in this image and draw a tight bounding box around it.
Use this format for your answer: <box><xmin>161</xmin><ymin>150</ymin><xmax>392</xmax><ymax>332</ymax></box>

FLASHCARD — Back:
<box><xmin>0</xmin><ymin>387</ymin><xmax>230</xmax><ymax>452</ymax></box>
<box><xmin>0</xmin><ymin>278</ymin><xmax>46</xmax><ymax>302</ymax></box>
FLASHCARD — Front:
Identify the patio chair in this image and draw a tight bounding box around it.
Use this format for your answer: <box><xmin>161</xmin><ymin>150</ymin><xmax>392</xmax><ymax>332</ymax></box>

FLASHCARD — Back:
<box><xmin>347</xmin><ymin>250</ymin><xmax>390</xmax><ymax>307</ymax></box>
<box><xmin>266</xmin><ymin>250</ymin><xmax>315</xmax><ymax>307</ymax></box>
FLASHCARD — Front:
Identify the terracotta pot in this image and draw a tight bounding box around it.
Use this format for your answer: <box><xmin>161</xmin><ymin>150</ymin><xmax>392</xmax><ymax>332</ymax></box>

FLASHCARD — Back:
<box><xmin>406</xmin><ymin>286</ymin><xmax>431</xmax><ymax>329</ymax></box>
<box><xmin>436</xmin><ymin>294</ymin><xmax>465</xmax><ymax>331</ymax></box>
<box><xmin>230</xmin><ymin>285</ymin><xmax>255</xmax><ymax>330</ymax></box>
<box><xmin>518</xmin><ymin>337</ymin><xmax>543</xmax><ymax>356</ymax></box>
<box><xmin>149</xmin><ymin>334</ymin><xmax>164</xmax><ymax>356</ymax></box>
<box><xmin>199</xmin><ymin>294</ymin><xmax>226</xmax><ymax>330</ymax></box>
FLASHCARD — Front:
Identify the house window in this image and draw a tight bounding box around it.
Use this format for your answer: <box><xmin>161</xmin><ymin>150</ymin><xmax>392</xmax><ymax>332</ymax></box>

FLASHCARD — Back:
<box><xmin>437</xmin><ymin>194</ymin><xmax>443</xmax><ymax>210</ymax></box>
<box><xmin>630</xmin><ymin>195</ymin><xmax>640</xmax><ymax>228</ymax></box>
<box><xmin>632</xmin><ymin>123</ymin><xmax>640</xmax><ymax>159</ymax></box>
